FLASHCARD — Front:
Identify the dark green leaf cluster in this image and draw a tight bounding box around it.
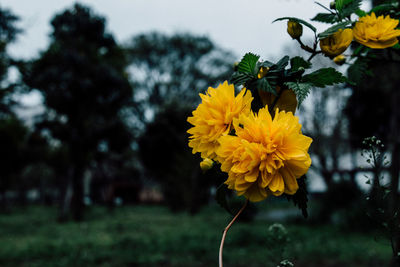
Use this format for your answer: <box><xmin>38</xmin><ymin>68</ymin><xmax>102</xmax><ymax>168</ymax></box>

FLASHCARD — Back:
<box><xmin>286</xmin><ymin>176</ymin><xmax>309</xmax><ymax>218</ymax></box>
<box><xmin>232</xmin><ymin>53</ymin><xmax>346</xmax><ymax>107</ymax></box>
<box><xmin>338</xmin><ymin>0</ymin><xmax>363</xmax><ymax>18</ymax></box>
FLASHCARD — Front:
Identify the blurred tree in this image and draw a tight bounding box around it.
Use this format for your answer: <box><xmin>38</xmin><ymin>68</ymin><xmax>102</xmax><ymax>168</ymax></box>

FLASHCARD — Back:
<box><xmin>344</xmin><ymin>1</ymin><xmax>400</xmax><ymax>263</ymax></box>
<box><xmin>22</xmin><ymin>4</ymin><xmax>133</xmax><ymax>221</ymax></box>
<box><xmin>128</xmin><ymin>32</ymin><xmax>234</xmax><ymax>212</ymax></box>
<box><xmin>0</xmin><ymin>7</ymin><xmax>27</xmax><ymax>211</ymax></box>
<box><xmin>0</xmin><ymin>6</ymin><xmax>20</xmax><ymax>114</ymax></box>
<box><xmin>125</xmin><ymin>32</ymin><xmax>234</xmax><ymax>128</ymax></box>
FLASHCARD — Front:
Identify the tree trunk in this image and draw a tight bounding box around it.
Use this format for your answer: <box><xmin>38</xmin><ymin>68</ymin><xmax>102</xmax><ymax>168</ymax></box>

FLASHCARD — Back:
<box><xmin>71</xmin><ymin>163</ymin><xmax>85</xmax><ymax>221</ymax></box>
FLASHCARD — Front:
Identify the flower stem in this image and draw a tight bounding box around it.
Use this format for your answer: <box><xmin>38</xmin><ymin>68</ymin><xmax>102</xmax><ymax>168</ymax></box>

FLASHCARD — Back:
<box><xmin>218</xmin><ymin>199</ymin><xmax>249</xmax><ymax>267</ymax></box>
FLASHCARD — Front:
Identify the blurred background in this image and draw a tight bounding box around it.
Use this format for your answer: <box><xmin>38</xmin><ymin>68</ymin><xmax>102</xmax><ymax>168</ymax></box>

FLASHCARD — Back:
<box><xmin>0</xmin><ymin>0</ymin><xmax>398</xmax><ymax>266</ymax></box>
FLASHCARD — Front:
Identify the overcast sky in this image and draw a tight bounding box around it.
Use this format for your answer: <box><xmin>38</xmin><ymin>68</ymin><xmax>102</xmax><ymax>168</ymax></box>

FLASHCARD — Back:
<box><xmin>2</xmin><ymin>0</ymin><xmax>337</xmax><ymax>60</ymax></box>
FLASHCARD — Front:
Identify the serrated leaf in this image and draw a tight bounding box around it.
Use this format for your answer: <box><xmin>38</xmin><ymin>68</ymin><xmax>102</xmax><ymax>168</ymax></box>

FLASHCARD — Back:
<box><xmin>215</xmin><ymin>184</ymin><xmax>232</xmax><ymax>215</ymax></box>
<box><xmin>273</xmin><ymin>17</ymin><xmax>316</xmax><ymax>33</ymax></box>
<box><xmin>355</xmin><ymin>9</ymin><xmax>367</xmax><ymax>17</ymax></box>
<box><xmin>275</xmin><ymin>55</ymin><xmax>290</xmax><ymax>71</ymax></box>
<box><xmin>370</xmin><ymin>3</ymin><xmax>397</xmax><ymax>14</ymax></box>
<box><xmin>290</xmin><ymin>56</ymin><xmax>311</xmax><ymax>71</ymax></box>
<box><xmin>340</xmin><ymin>0</ymin><xmax>362</xmax><ymax>17</ymax></box>
<box><xmin>285</xmin><ymin>82</ymin><xmax>312</xmax><ymax>105</ymax></box>
<box><xmin>318</xmin><ymin>21</ymin><xmax>352</xmax><ymax>38</ymax></box>
<box><xmin>286</xmin><ymin>175</ymin><xmax>308</xmax><ymax>218</ymax></box>
<box><xmin>257</xmin><ymin>78</ymin><xmax>277</xmax><ymax>95</ymax></box>
<box><xmin>335</xmin><ymin>0</ymin><xmax>353</xmax><ymax>12</ymax></box>
<box><xmin>230</xmin><ymin>72</ymin><xmax>255</xmax><ymax>86</ymax></box>
<box><xmin>259</xmin><ymin>60</ymin><xmax>274</xmax><ymax>68</ymax></box>
<box><xmin>347</xmin><ymin>58</ymin><xmax>369</xmax><ymax>84</ymax></box>
<box><xmin>237</xmin><ymin>52</ymin><xmax>260</xmax><ymax>75</ymax></box>
<box><xmin>311</xmin><ymin>13</ymin><xmax>338</xmax><ymax>23</ymax></box>
<box><xmin>302</xmin><ymin>67</ymin><xmax>346</xmax><ymax>87</ymax></box>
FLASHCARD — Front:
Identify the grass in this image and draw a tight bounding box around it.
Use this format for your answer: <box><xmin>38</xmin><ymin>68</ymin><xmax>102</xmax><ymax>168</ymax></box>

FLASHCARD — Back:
<box><xmin>0</xmin><ymin>204</ymin><xmax>392</xmax><ymax>267</ymax></box>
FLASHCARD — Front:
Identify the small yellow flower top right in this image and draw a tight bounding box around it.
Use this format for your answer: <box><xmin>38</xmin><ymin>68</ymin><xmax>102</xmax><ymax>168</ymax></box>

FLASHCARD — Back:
<box><xmin>353</xmin><ymin>12</ymin><xmax>400</xmax><ymax>49</ymax></box>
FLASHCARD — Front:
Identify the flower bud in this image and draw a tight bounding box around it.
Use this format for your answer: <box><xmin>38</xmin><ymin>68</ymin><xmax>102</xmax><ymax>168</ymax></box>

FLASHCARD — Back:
<box><xmin>333</xmin><ymin>54</ymin><xmax>346</xmax><ymax>65</ymax></box>
<box><xmin>200</xmin><ymin>158</ymin><xmax>213</xmax><ymax>172</ymax></box>
<box><xmin>257</xmin><ymin>66</ymin><xmax>270</xmax><ymax>79</ymax></box>
<box><xmin>330</xmin><ymin>1</ymin><xmax>336</xmax><ymax>9</ymax></box>
<box><xmin>287</xmin><ymin>21</ymin><xmax>303</xmax><ymax>40</ymax></box>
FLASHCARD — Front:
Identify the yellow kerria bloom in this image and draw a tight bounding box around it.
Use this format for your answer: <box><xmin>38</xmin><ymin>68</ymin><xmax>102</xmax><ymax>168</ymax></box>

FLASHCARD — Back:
<box><xmin>353</xmin><ymin>12</ymin><xmax>400</xmax><ymax>49</ymax></box>
<box><xmin>187</xmin><ymin>81</ymin><xmax>253</xmax><ymax>160</ymax></box>
<box><xmin>216</xmin><ymin>107</ymin><xmax>312</xmax><ymax>202</ymax></box>
<box><xmin>320</xmin><ymin>28</ymin><xmax>353</xmax><ymax>57</ymax></box>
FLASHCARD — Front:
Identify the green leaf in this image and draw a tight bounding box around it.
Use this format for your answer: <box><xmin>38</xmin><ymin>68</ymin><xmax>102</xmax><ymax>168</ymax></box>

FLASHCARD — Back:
<box><xmin>392</xmin><ymin>43</ymin><xmax>400</xmax><ymax>50</ymax></box>
<box><xmin>273</xmin><ymin>17</ymin><xmax>316</xmax><ymax>33</ymax></box>
<box><xmin>230</xmin><ymin>72</ymin><xmax>254</xmax><ymax>86</ymax></box>
<box><xmin>347</xmin><ymin>58</ymin><xmax>369</xmax><ymax>84</ymax></box>
<box><xmin>290</xmin><ymin>56</ymin><xmax>312</xmax><ymax>71</ymax></box>
<box><xmin>275</xmin><ymin>55</ymin><xmax>290</xmax><ymax>70</ymax></box>
<box><xmin>340</xmin><ymin>0</ymin><xmax>362</xmax><ymax>17</ymax></box>
<box><xmin>285</xmin><ymin>175</ymin><xmax>308</xmax><ymax>218</ymax></box>
<box><xmin>284</xmin><ymin>82</ymin><xmax>312</xmax><ymax>105</ymax></box>
<box><xmin>237</xmin><ymin>52</ymin><xmax>260</xmax><ymax>75</ymax></box>
<box><xmin>215</xmin><ymin>184</ymin><xmax>232</xmax><ymax>214</ymax></box>
<box><xmin>302</xmin><ymin>67</ymin><xmax>347</xmax><ymax>87</ymax></box>
<box><xmin>259</xmin><ymin>60</ymin><xmax>274</xmax><ymax>68</ymax></box>
<box><xmin>335</xmin><ymin>0</ymin><xmax>353</xmax><ymax>12</ymax></box>
<box><xmin>311</xmin><ymin>13</ymin><xmax>338</xmax><ymax>23</ymax></box>
<box><xmin>370</xmin><ymin>3</ymin><xmax>398</xmax><ymax>15</ymax></box>
<box><xmin>318</xmin><ymin>21</ymin><xmax>352</xmax><ymax>38</ymax></box>
<box><xmin>355</xmin><ymin>8</ymin><xmax>367</xmax><ymax>17</ymax></box>
<box><xmin>257</xmin><ymin>78</ymin><xmax>277</xmax><ymax>95</ymax></box>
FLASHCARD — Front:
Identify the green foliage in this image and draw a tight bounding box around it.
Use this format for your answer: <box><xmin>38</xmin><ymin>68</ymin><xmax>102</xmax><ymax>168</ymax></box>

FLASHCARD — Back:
<box><xmin>284</xmin><ymin>82</ymin><xmax>312</xmax><ymax>106</ymax></box>
<box><xmin>302</xmin><ymin>67</ymin><xmax>347</xmax><ymax>87</ymax></box>
<box><xmin>290</xmin><ymin>56</ymin><xmax>311</xmax><ymax>71</ymax></box>
<box><xmin>286</xmin><ymin>176</ymin><xmax>309</xmax><ymax>218</ymax></box>
<box><xmin>347</xmin><ymin>58</ymin><xmax>370</xmax><ymax>84</ymax></box>
<box><xmin>335</xmin><ymin>0</ymin><xmax>355</xmax><ymax>12</ymax></box>
<box><xmin>257</xmin><ymin>77</ymin><xmax>276</xmax><ymax>95</ymax></box>
<box><xmin>370</xmin><ymin>3</ymin><xmax>398</xmax><ymax>15</ymax></box>
<box><xmin>340</xmin><ymin>0</ymin><xmax>363</xmax><ymax>18</ymax></box>
<box><xmin>273</xmin><ymin>17</ymin><xmax>316</xmax><ymax>33</ymax></box>
<box><xmin>318</xmin><ymin>21</ymin><xmax>352</xmax><ymax>38</ymax></box>
<box><xmin>311</xmin><ymin>13</ymin><xmax>338</xmax><ymax>23</ymax></box>
<box><xmin>237</xmin><ymin>52</ymin><xmax>260</xmax><ymax>76</ymax></box>
<box><xmin>215</xmin><ymin>184</ymin><xmax>232</xmax><ymax>214</ymax></box>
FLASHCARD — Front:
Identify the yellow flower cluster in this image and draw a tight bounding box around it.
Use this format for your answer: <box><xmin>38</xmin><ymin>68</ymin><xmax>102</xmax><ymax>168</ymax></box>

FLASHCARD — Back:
<box><xmin>187</xmin><ymin>81</ymin><xmax>312</xmax><ymax>202</ymax></box>
<box><xmin>353</xmin><ymin>12</ymin><xmax>400</xmax><ymax>49</ymax></box>
<box><xmin>187</xmin><ymin>81</ymin><xmax>253</xmax><ymax>160</ymax></box>
<box><xmin>318</xmin><ymin>12</ymin><xmax>400</xmax><ymax>58</ymax></box>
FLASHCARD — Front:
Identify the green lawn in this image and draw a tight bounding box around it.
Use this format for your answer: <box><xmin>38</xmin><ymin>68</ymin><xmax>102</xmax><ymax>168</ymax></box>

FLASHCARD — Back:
<box><xmin>0</xmin><ymin>204</ymin><xmax>392</xmax><ymax>267</ymax></box>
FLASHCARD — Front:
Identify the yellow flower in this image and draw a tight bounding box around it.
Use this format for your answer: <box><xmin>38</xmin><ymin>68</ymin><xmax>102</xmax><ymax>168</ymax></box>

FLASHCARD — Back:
<box><xmin>320</xmin><ymin>28</ymin><xmax>353</xmax><ymax>57</ymax></box>
<box><xmin>187</xmin><ymin>81</ymin><xmax>253</xmax><ymax>160</ymax></box>
<box><xmin>353</xmin><ymin>12</ymin><xmax>400</xmax><ymax>49</ymax></box>
<box><xmin>333</xmin><ymin>54</ymin><xmax>346</xmax><ymax>65</ymax></box>
<box><xmin>200</xmin><ymin>158</ymin><xmax>214</xmax><ymax>172</ymax></box>
<box><xmin>216</xmin><ymin>107</ymin><xmax>312</xmax><ymax>202</ymax></box>
<box><xmin>287</xmin><ymin>20</ymin><xmax>303</xmax><ymax>39</ymax></box>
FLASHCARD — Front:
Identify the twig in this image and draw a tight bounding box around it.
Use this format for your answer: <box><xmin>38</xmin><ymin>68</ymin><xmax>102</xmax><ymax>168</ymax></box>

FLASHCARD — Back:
<box><xmin>218</xmin><ymin>199</ymin><xmax>249</xmax><ymax>267</ymax></box>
